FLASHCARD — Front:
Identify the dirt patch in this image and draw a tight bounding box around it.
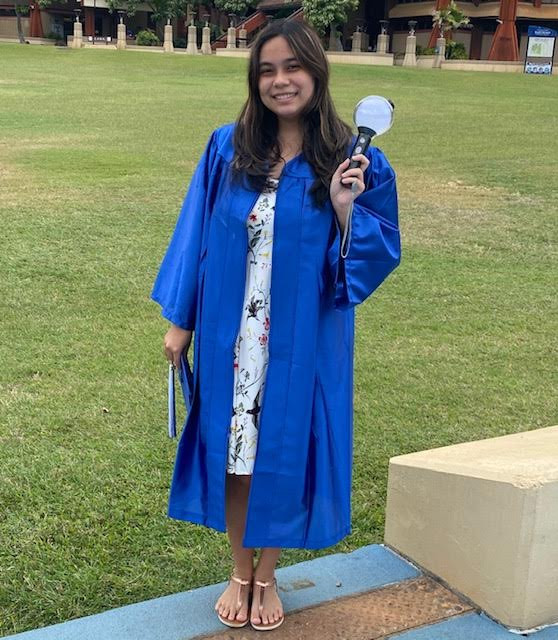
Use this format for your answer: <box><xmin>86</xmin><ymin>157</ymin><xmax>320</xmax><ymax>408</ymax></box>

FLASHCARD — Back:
<box><xmin>0</xmin><ymin>154</ymin><xmax>90</xmax><ymax>208</ymax></box>
<box><xmin>397</xmin><ymin>170</ymin><xmax>549</xmax><ymax>253</ymax></box>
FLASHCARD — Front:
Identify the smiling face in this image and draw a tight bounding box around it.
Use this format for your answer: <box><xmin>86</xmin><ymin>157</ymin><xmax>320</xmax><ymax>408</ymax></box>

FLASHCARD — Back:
<box><xmin>257</xmin><ymin>36</ymin><xmax>315</xmax><ymax>124</ymax></box>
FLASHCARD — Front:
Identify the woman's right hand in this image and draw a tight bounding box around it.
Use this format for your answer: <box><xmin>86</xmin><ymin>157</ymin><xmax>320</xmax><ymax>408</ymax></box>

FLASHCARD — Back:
<box><xmin>164</xmin><ymin>324</ymin><xmax>193</xmax><ymax>368</ymax></box>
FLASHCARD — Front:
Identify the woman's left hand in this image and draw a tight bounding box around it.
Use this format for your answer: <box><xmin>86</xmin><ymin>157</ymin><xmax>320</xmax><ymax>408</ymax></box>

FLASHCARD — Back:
<box><xmin>330</xmin><ymin>153</ymin><xmax>370</xmax><ymax>223</ymax></box>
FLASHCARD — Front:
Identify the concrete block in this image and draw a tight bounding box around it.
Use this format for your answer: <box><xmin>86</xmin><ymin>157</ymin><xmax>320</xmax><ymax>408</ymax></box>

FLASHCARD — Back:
<box><xmin>385</xmin><ymin>425</ymin><xmax>558</xmax><ymax>631</ymax></box>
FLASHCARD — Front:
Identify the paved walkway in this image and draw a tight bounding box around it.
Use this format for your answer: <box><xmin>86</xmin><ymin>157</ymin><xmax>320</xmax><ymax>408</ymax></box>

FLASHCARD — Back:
<box><xmin>5</xmin><ymin>544</ymin><xmax>558</xmax><ymax>640</ymax></box>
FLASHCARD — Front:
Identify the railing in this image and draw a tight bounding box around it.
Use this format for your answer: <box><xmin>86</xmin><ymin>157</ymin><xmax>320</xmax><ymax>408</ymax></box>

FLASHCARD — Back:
<box><xmin>212</xmin><ymin>5</ymin><xmax>303</xmax><ymax>49</ymax></box>
<box><xmin>213</xmin><ymin>10</ymin><xmax>267</xmax><ymax>49</ymax></box>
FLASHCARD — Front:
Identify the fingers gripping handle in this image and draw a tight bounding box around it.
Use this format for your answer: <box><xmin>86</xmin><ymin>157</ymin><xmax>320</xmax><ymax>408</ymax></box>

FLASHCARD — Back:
<box><xmin>341</xmin><ymin>128</ymin><xmax>374</xmax><ymax>259</ymax></box>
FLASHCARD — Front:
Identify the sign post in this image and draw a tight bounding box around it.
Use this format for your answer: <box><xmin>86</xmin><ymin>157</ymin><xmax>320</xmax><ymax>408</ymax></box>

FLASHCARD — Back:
<box><xmin>524</xmin><ymin>25</ymin><xmax>556</xmax><ymax>75</ymax></box>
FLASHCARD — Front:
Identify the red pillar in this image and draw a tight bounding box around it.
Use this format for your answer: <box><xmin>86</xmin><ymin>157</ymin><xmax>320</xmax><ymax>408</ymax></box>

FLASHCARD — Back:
<box><xmin>84</xmin><ymin>7</ymin><xmax>95</xmax><ymax>36</ymax></box>
<box><xmin>427</xmin><ymin>0</ymin><xmax>450</xmax><ymax>48</ymax></box>
<box><xmin>29</xmin><ymin>3</ymin><xmax>44</xmax><ymax>38</ymax></box>
<box><xmin>487</xmin><ymin>0</ymin><xmax>519</xmax><ymax>61</ymax></box>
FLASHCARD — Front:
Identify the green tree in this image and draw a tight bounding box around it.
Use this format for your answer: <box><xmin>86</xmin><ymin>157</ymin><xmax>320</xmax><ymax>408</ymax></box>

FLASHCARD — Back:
<box><xmin>14</xmin><ymin>2</ymin><xmax>29</xmax><ymax>44</ymax></box>
<box><xmin>105</xmin><ymin>0</ymin><xmax>208</xmax><ymax>40</ymax></box>
<box><xmin>432</xmin><ymin>0</ymin><xmax>469</xmax><ymax>42</ymax></box>
<box><xmin>302</xmin><ymin>0</ymin><xmax>359</xmax><ymax>39</ymax></box>
<box><xmin>213</xmin><ymin>0</ymin><xmax>257</xmax><ymax>18</ymax></box>
<box><xmin>15</xmin><ymin>0</ymin><xmax>68</xmax><ymax>44</ymax></box>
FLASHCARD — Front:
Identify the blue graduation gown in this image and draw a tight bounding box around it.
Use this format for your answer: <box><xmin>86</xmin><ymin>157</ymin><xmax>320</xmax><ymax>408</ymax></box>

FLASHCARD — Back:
<box><xmin>151</xmin><ymin>122</ymin><xmax>400</xmax><ymax>549</ymax></box>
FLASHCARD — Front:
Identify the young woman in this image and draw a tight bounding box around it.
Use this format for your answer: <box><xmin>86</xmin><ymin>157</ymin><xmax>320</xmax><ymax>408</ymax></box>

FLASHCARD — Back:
<box><xmin>151</xmin><ymin>19</ymin><xmax>400</xmax><ymax>633</ymax></box>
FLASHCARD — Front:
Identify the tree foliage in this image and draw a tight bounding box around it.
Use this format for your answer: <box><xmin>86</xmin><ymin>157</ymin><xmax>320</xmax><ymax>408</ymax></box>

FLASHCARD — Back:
<box><xmin>34</xmin><ymin>0</ymin><xmax>65</xmax><ymax>7</ymax></box>
<box><xmin>100</xmin><ymin>0</ymin><xmax>211</xmax><ymax>42</ymax></box>
<box><xmin>432</xmin><ymin>0</ymin><xmax>469</xmax><ymax>39</ymax></box>
<box><xmin>213</xmin><ymin>0</ymin><xmax>257</xmax><ymax>18</ymax></box>
<box><xmin>301</xmin><ymin>0</ymin><xmax>359</xmax><ymax>36</ymax></box>
<box><xmin>105</xmin><ymin>0</ymin><xmax>193</xmax><ymax>21</ymax></box>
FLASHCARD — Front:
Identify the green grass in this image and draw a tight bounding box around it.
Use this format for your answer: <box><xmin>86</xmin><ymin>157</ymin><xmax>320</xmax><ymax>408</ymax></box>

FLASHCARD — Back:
<box><xmin>1</xmin><ymin>44</ymin><xmax>557</xmax><ymax>635</ymax></box>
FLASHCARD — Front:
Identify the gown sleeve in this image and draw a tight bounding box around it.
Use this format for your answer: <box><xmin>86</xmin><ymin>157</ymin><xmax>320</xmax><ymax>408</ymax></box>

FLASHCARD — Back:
<box><xmin>327</xmin><ymin>146</ymin><xmax>401</xmax><ymax>311</ymax></box>
<box><xmin>150</xmin><ymin>129</ymin><xmax>219</xmax><ymax>330</ymax></box>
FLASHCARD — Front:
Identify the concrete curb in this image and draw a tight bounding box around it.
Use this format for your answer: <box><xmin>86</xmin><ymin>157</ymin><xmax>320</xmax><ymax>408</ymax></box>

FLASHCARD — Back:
<box><xmin>4</xmin><ymin>544</ymin><xmax>417</xmax><ymax>640</ymax></box>
<box><xmin>5</xmin><ymin>544</ymin><xmax>558</xmax><ymax>640</ymax></box>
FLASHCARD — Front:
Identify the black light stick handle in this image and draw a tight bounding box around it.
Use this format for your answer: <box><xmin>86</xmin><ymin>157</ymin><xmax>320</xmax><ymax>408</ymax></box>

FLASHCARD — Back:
<box><xmin>348</xmin><ymin>126</ymin><xmax>375</xmax><ymax>170</ymax></box>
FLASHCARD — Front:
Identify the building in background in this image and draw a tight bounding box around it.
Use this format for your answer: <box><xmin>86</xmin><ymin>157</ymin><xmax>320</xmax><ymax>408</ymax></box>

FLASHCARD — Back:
<box><xmin>259</xmin><ymin>0</ymin><xmax>558</xmax><ymax>61</ymax></box>
<box><xmin>387</xmin><ymin>0</ymin><xmax>558</xmax><ymax>62</ymax></box>
<box><xmin>1</xmin><ymin>0</ymin><xmax>557</xmax><ymax>62</ymax></box>
<box><xmin>0</xmin><ymin>0</ymin><xmax>229</xmax><ymax>42</ymax></box>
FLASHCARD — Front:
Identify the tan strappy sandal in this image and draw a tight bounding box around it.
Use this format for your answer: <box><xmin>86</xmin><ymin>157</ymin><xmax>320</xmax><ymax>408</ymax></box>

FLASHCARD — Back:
<box><xmin>216</xmin><ymin>573</ymin><xmax>252</xmax><ymax>628</ymax></box>
<box><xmin>250</xmin><ymin>576</ymin><xmax>285</xmax><ymax>631</ymax></box>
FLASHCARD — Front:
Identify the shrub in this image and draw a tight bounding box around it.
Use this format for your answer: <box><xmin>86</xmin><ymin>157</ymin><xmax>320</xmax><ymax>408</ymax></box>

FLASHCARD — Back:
<box><xmin>136</xmin><ymin>29</ymin><xmax>160</xmax><ymax>46</ymax></box>
<box><xmin>45</xmin><ymin>30</ymin><xmax>64</xmax><ymax>41</ymax></box>
<box><xmin>416</xmin><ymin>44</ymin><xmax>436</xmax><ymax>56</ymax></box>
<box><xmin>446</xmin><ymin>40</ymin><xmax>468</xmax><ymax>59</ymax></box>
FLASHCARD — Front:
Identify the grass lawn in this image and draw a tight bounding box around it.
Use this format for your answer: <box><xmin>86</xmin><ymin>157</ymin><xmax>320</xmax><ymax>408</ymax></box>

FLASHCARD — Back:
<box><xmin>0</xmin><ymin>43</ymin><xmax>556</xmax><ymax>635</ymax></box>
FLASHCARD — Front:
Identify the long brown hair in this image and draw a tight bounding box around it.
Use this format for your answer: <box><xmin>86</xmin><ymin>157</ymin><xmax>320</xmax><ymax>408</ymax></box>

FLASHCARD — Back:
<box><xmin>232</xmin><ymin>19</ymin><xmax>353</xmax><ymax>208</ymax></box>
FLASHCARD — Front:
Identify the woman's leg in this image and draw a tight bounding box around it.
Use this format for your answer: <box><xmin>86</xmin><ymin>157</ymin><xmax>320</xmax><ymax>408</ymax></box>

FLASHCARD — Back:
<box><xmin>251</xmin><ymin>547</ymin><xmax>283</xmax><ymax>625</ymax></box>
<box><xmin>214</xmin><ymin>472</ymin><xmax>254</xmax><ymax>623</ymax></box>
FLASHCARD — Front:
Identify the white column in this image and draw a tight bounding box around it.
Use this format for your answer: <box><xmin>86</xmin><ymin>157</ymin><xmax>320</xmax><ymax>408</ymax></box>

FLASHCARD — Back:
<box><xmin>377</xmin><ymin>33</ymin><xmax>388</xmax><ymax>54</ymax></box>
<box><xmin>186</xmin><ymin>24</ymin><xmax>198</xmax><ymax>54</ymax></box>
<box><xmin>117</xmin><ymin>22</ymin><xmax>126</xmax><ymax>50</ymax></box>
<box><xmin>351</xmin><ymin>31</ymin><xmax>362</xmax><ymax>53</ymax></box>
<box><xmin>163</xmin><ymin>22</ymin><xmax>174</xmax><ymax>52</ymax></box>
<box><xmin>226</xmin><ymin>26</ymin><xmax>236</xmax><ymax>49</ymax></box>
<box><xmin>238</xmin><ymin>27</ymin><xmax>247</xmax><ymax>49</ymax></box>
<box><xmin>328</xmin><ymin>24</ymin><xmax>342</xmax><ymax>51</ymax></box>
<box><xmin>433</xmin><ymin>36</ymin><xmax>446</xmax><ymax>68</ymax></box>
<box><xmin>71</xmin><ymin>19</ymin><xmax>83</xmax><ymax>48</ymax></box>
<box><xmin>402</xmin><ymin>34</ymin><xmax>417</xmax><ymax>67</ymax></box>
<box><xmin>362</xmin><ymin>32</ymin><xmax>369</xmax><ymax>52</ymax></box>
<box><xmin>200</xmin><ymin>24</ymin><xmax>211</xmax><ymax>54</ymax></box>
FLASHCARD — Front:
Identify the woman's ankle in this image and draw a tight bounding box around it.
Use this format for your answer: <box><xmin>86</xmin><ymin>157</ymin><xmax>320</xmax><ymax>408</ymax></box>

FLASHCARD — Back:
<box><xmin>233</xmin><ymin>565</ymin><xmax>254</xmax><ymax>580</ymax></box>
<box><xmin>253</xmin><ymin>570</ymin><xmax>276</xmax><ymax>583</ymax></box>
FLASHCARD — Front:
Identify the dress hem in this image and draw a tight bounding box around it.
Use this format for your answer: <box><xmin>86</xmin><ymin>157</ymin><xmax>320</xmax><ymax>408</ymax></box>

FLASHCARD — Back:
<box><xmin>167</xmin><ymin>507</ymin><xmax>350</xmax><ymax>549</ymax></box>
<box><xmin>168</xmin><ymin>507</ymin><xmax>226</xmax><ymax>533</ymax></box>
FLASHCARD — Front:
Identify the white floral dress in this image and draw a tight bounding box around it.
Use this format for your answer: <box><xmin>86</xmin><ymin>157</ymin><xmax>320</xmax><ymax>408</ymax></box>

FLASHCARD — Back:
<box><xmin>227</xmin><ymin>177</ymin><xmax>278</xmax><ymax>475</ymax></box>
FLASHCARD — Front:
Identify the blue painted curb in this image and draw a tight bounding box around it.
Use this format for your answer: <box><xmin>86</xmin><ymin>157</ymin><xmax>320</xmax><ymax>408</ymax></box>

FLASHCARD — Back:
<box><xmin>4</xmin><ymin>544</ymin><xmax>558</xmax><ymax>640</ymax></box>
<box><xmin>3</xmin><ymin>544</ymin><xmax>418</xmax><ymax>640</ymax></box>
<box><xmin>390</xmin><ymin>611</ymin><xmax>558</xmax><ymax>640</ymax></box>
